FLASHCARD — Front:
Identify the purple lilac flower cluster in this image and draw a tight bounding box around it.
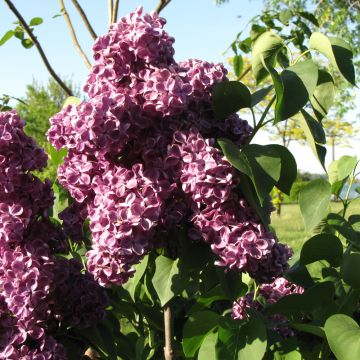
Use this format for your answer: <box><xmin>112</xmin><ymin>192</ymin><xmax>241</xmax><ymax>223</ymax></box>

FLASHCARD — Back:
<box><xmin>0</xmin><ymin>111</ymin><xmax>107</xmax><ymax>359</ymax></box>
<box><xmin>48</xmin><ymin>7</ymin><xmax>292</xmax><ymax>287</ymax></box>
<box><xmin>232</xmin><ymin>277</ymin><xmax>304</xmax><ymax>337</ymax></box>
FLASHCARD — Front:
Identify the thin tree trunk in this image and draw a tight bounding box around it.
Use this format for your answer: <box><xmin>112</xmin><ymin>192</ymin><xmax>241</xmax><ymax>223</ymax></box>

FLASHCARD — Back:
<box><xmin>163</xmin><ymin>305</ymin><xmax>174</xmax><ymax>360</ymax></box>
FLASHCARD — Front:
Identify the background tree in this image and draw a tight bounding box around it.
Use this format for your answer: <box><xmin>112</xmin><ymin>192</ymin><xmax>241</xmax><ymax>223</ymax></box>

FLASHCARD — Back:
<box><xmin>16</xmin><ymin>78</ymin><xmax>78</xmax><ymax>149</ymax></box>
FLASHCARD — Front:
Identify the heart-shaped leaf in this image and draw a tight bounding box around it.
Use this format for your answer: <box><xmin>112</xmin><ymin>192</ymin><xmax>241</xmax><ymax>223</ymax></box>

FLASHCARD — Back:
<box><xmin>310</xmin><ymin>70</ymin><xmax>335</xmax><ymax>121</ymax></box>
<box><xmin>276</xmin><ymin>60</ymin><xmax>318</xmax><ymax>122</ymax></box>
<box><xmin>298</xmin><ymin>110</ymin><xmax>327</xmax><ymax>170</ymax></box>
<box><xmin>341</xmin><ymin>252</ymin><xmax>360</xmax><ymax>288</ymax></box>
<box><xmin>300</xmin><ymin>234</ymin><xmax>343</xmax><ymax>267</ymax></box>
<box><xmin>152</xmin><ymin>256</ymin><xmax>188</xmax><ymax>306</ymax></box>
<box><xmin>325</xmin><ymin>314</ymin><xmax>360</xmax><ymax>360</ymax></box>
<box><xmin>299</xmin><ymin>179</ymin><xmax>331</xmax><ymax>230</ymax></box>
<box><xmin>252</xmin><ymin>31</ymin><xmax>284</xmax><ymax>84</ymax></box>
<box><xmin>213</xmin><ymin>81</ymin><xmax>251</xmax><ymax>119</ymax></box>
<box><xmin>309</xmin><ymin>32</ymin><xmax>356</xmax><ymax>86</ymax></box>
<box><xmin>182</xmin><ymin>311</ymin><xmax>219</xmax><ymax>357</ymax></box>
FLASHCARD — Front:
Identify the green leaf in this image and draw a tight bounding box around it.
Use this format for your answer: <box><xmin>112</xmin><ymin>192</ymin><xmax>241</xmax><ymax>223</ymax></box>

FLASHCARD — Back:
<box><xmin>238</xmin><ymin>314</ymin><xmax>267</xmax><ymax>360</ymax></box>
<box><xmin>123</xmin><ymin>255</ymin><xmax>149</xmax><ymax>301</ymax></box>
<box><xmin>290</xmin><ymin>323</ymin><xmax>325</xmax><ymax>338</ymax></box>
<box><xmin>213</xmin><ymin>81</ymin><xmax>251</xmax><ymax>119</ymax></box>
<box><xmin>327</xmin><ymin>213</ymin><xmax>359</xmax><ymax>244</ymax></box>
<box><xmin>329</xmin><ymin>155</ymin><xmax>357</xmax><ymax>184</ymax></box>
<box><xmin>238</xmin><ymin>173</ymin><xmax>271</xmax><ymax>227</ymax></box>
<box><xmin>341</xmin><ymin>252</ymin><xmax>360</xmax><ymax>288</ymax></box>
<box><xmin>328</xmin><ymin>156</ymin><xmax>357</xmax><ymax>196</ymax></box>
<box><xmin>151</xmin><ymin>256</ymin><xmax>187</xmax><ymax>306</ymax></box>
<box><xmin>250</xmin><ymin>86</ymin><xmax>273</xmax><ymax>107</ymax></box>
<box><xmin>218</xmin><ymin>139</ymin><xmax>282</xmax><ymax>204</ymax></box>
<box><xmin>325</xmin><ymin>314</ymin><xmax>360</xmax><ymax>360</ymax></box>
<box><xmin>276</xmin><ymin>60</ymin><xmax>318</xmax><ymax>122</ymax></box>
<box><xmin>300</xmin><ymin>234</ymin><xmax>343</xmax><ymax>267</ymax></box>
<box><xmin>216</xmin><ymin>268</ymin><xmax>247</xmax><ymax>301</ymax></box>
<box><xmin>299</xmin><ymin>179</ymin><xmax>331</xmax><ymax>230</ymax></box>
<box><xmin>233</xmin><ymin>54</ymin><xmax>244</xmax><ymax>77</ymax></box>
<box><xmin>198</xmin><ymin>331</ymin><xmax>218</xmax><ymax>360</ymax></box>
<box><xmin>29</xmin><ymin>17</ymin><xmax>43</xmax><ymax>26</ymax></box>
<box><xmin>310</xmin><ymin>70</ymin><xmax>335</xmax><ymax>121</ymax></box>
<box><xmin>182</xmin><ymin>311</ymin><xmax>219</xmax><ymax>357</ymax></box>
<box><xmin>49</xmin><ymin>144</ymin><xmax>67</xmax><ymax>167</ymax></box>
<box><xmin>279</xmin><ymin>9</ymin><xmax>292</xmax><ymax>25</ymax></box>
<box><xmin>267</xmin><ymin>144</ymin><xmax>297</xmax><ymax>194</ymax></box>
<box><xmin>252</xmin><ymin>31</ymin><xmax>284</xmax><ymax>83</ymax></box>
<box><xmin>309</xmin><ymin>32</ymin><xmax>356</xmax><ymax>86</ymax></box>
<box><xmin>298</xmin><ymin>112</ymin><xmax>327</xmax><ymax>170</ymax></box>
<box><xmin>299</xmin><ymin>11</ymin><xmax>319</xmax><ymax>26</ymax></box>
<box><xmin>268</xmin><ymin>282</ymin><xmax>335</xmax><ymax>318</ymax></box>
<box><xmin>0</xmin><ymin>30</ymin><xmax>14</xmax><ymax>46</ymax></box>
<box><xmin>300</xmin><ymin>109</ymin><xmax>326</xmax><ymax>144</ymax></box>
<box><xmin>62</xmin><ymin>96</ymin><xmax>81</xmax><ymax>108</ymax></box>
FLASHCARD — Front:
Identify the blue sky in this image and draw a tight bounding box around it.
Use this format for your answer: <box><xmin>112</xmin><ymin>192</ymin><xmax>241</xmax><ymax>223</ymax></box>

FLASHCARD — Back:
<box><xmin>0</xmin><ymin>0</ymin><xmax>358</xmax><ymax>173</ymax></box>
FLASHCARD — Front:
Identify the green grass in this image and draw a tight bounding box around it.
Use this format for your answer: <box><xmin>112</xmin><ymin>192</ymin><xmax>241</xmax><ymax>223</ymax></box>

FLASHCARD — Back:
<box><xmin>271</xmin><ymin>199</ymin><xmax>360</xmax><ymax>254</ymax></box>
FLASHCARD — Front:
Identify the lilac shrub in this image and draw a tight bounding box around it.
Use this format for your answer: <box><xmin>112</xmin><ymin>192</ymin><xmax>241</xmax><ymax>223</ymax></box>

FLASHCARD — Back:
<box><xmin>48</xmin><ymin>7</ymin><xmax>292</xmax><ymax>288</ymax></box>
<box><xmin>0</xmin><ymin>111</ymin><xmax>107</xmax><ymax>359</ymax></box>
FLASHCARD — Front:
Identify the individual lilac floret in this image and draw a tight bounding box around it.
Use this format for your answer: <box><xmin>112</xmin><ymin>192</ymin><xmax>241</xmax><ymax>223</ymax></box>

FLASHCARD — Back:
<box><xmin>232</xmin><ymin>277</ymin><xmax>304</xmax><ymax>337</ymax></box>
<box><xmin>84</xmin><ymin>6</ymin><xmax>175</xmax><ymax>97</ymax></box>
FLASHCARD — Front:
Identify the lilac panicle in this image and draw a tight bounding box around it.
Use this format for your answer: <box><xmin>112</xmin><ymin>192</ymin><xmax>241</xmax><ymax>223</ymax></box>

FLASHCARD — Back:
<box><xmin>47</xmin><ymin>7</ymin><xmax>292</xmax><ymax>288</ymax></box>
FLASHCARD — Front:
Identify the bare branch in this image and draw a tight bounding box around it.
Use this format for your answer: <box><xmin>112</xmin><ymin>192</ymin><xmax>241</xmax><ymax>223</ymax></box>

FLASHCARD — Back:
<box><xmin>108</xmin><ymin>0</ymin><xmax>113</xmax><ymax>26</ymax></box>
<box><xmin>163</xmin><ymin>305</ymin><xmax>174</xmax><ymax>360</ymax></box>
<box><xmin>70</xmin><ymin>0</ymin><xmax>97</xmax><ymax>40</ymax></box>
<box><xmin>112</xmin><ymin>0</ymin><xmax>120</xmax><ymax>23</ymax></box>
<box><xmin>3</xmin><ymin>0</ymin><xmax>73</xmax><ymax>96</ymax></box>
<box><xmin>59</xmin><ymin>0</ymin><xmax>91</xmax><ymax>69</ymax></box>
<box><xmin>155</xmin><ymin>0</ymin><xmax>172</xmax><ymax>14</ymax></box>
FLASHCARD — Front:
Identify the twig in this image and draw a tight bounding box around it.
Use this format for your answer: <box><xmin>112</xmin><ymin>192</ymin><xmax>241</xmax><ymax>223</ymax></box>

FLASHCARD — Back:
<box><xmin>236</xmin><ymin>65</ymin><xmax>251</xmax><ymax>81</ymax></box>
<box><xmin>112</xmin><ymin>0</ymin><xmax>119</xmax><ymax>23</ymax></box>
<box><xmin>163</xmin><ymin>305</ymin><xmax>174</xmax><ymax>360</ymax></box>
<box><xmin>155</xmin><ymin>0</ymin><xmax>172</xmax><ymax>14</ymax></box>
<box><xmin>59</xmin><ymin>0</ymin><xmax>91</xmax><ymax>69</ymax></box>
<box><xmin>70</xmin><ymin>0</ymin><xmax>97</xmax><ymax>40</ymax></box>
<box><xmin>108</xmin><ymin>0</ymin><xmax>113</xmax><ymax>26</ymax></box>
<box><xmin>3</xmin><ymin>0</ymin><xmax>73</xmax><ymax>96</ymax></box>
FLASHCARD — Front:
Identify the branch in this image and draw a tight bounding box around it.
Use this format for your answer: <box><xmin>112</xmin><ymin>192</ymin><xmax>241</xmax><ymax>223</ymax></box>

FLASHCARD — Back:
<box><xmin>112</xmin><ymin>0</ymin><xmax>119</xmax><ymax>23</ymax></box>
<box><xmin>236</xmin><ymin>65</ymin><xmax>251</xmax><ymax>81</ymax></box>
<box><xmin>155</xmin><ymin>0</ymin><xmax>172</xmax><ymax>14</ymax></box>
<box><xmin>163</xmin><ymin>305</ymin><xmax>174</xmax><ymax>360</ymax></box>
<box><xmin>108</xmin><ymin>0</ymin><xmax>113</xmax><ymax>26</ymax></box>
<box><xmin>70</xmin><ymin>0</ymin><xmax>97</xmax><ymax>40</ymax></box>
<box><xmin>3</xmin><ymin>0</ymin><xmax>73</xmax><ymax>96</ymax></box>
<box><xmin>59</xmin><ymin>0</ymin><xmax>91</xmax><ymax>69</ymax></box>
